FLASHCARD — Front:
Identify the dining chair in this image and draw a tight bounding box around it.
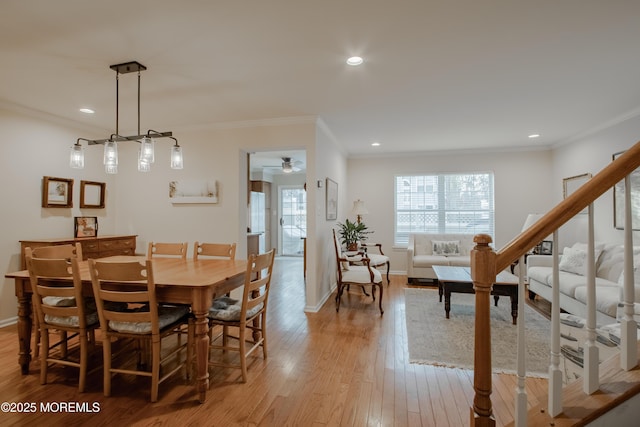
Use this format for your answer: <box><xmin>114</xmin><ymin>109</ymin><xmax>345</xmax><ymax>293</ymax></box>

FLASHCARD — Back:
<box><xmin>203</xmin><ymin>248</ymin><xmax>275</xmax><ymax>382</ymax></box>
<box><xmin>333</xmin><ymin>229</ymin><xmax>384</xmax><ymax>315</ymax></box>
<box><xmin>88</xmin><ymin>258</ymin><xmax>191</xmax><ymax>402</ymax></box>
<box><xmin>147</xmin><ymin>241</ymin><xmax>188</xmax><ymax>259</ymax></box>
<box><xmin>25</xmin><ymin>243</ymin><xmax>83</xmax><ymax>358</ymax></box>
<box><xmin>25</xmin><ymin>252</ymin><xmax>99</xmax><ymax>392</ymax></box>
<box><xmin>193</xmin><ymin>242</ymin><xmax>237</xmax><ymax>260</ymax></box>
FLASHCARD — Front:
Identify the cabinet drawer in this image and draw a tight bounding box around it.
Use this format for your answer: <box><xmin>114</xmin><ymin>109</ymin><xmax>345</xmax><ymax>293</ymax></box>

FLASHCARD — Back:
<box><xmin>99</xmin><ymin>238</ymin><xmax>135</xmax><ymax>251</ymax></box>
<box><xmin>100</xmin><ymin>248</ymin><xmax>135</xmax><ymax>258</ymax></box>
<box><xmin>83</xmin><ymin>251</ymin><xmax>100</xmax><ymax>260</ymax></box>
<box><xmin>80</xmin><ymin>241</ymin><xmax>100</xmax><ymax>252</ymax></box>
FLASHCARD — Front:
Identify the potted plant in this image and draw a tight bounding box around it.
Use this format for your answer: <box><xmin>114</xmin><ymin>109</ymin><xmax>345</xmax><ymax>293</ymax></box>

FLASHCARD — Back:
<box><xmin>337</xmin><ymin>219</ymin><xmax>371</xmax><ymax>251</ymax></box>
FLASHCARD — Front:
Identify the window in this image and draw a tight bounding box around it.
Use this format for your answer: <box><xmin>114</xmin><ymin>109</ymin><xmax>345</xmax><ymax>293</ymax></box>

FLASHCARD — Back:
<box><xmin>394</xmin><ymin>172</ymin><xmax>495</xmax><ymax>245</ymax></box>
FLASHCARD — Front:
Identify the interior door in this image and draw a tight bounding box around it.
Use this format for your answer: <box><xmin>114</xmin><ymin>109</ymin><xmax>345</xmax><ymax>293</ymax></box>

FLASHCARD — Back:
<box><xmin>279</xmin><ymin>186</ymin><xmax>306</xmax><ymax>256</ymax></box>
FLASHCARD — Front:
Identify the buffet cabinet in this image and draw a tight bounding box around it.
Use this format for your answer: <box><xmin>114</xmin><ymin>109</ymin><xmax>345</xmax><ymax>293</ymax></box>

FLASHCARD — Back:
<box><xmin>20</xmin><ymin>235</ymin><xmax>137</xmax><ymax>269</ymax></box>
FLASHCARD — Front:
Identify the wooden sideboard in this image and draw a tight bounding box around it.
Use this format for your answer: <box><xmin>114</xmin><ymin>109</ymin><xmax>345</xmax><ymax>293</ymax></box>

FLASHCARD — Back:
<box><xmin>19</xmin><ymin>235</ymin><xmax>137</xmax><ymax>269</ymax></box>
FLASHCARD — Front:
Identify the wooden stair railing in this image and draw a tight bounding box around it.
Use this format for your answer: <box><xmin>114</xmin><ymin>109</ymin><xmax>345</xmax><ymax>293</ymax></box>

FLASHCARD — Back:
<box><xmin>469</xmin><ymin>141</ymin><xmax>640</xmax><ymax>426</ymax></box>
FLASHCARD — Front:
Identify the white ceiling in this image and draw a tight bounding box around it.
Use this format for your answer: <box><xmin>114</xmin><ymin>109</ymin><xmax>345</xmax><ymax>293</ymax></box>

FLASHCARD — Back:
<box><xmin>2</xmin><ymin>1</ymin><xmax>640</xmax><ymax>158</ymax></box>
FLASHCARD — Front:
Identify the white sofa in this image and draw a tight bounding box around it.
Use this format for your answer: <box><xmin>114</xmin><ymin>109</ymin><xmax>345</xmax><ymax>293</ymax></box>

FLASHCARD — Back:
<box><xmin>528</xmin><ymin>242</ymin><xmax>640</xmax><ymax>325</ymax></box>
<box><xmin>407</xmin><ymin>233</ymin><xmax>475</xmax><ymax>282</ymax></box>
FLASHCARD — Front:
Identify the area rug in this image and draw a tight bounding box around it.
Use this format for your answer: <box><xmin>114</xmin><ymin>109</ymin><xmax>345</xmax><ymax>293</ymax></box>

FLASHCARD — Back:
<box><xmin>405</xmin><ymin>288</ymin><xmax>550</xmax><ymax>377</ymax></box>
<box><xmin>405</xmin><ymin>288</ymin><xmax>622</xmax><ymax>382</ymax></box>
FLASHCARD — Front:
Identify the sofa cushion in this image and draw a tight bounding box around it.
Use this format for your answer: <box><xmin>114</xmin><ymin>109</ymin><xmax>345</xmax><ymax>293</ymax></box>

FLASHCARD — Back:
<box><xmin>574</xmin><ymin>285</ymin><xmax>622</xmax><ymax>318</ymax></box>
<box><xmin>596</xmin><ymin>244</ymin><xmax>624</xmax><ymax>282</ymax></box>
<box><xmin>432</xmin><ymin>240</ymin><xmax>460</xmax><ymax>255</ymax></box>
<box><xmin>528</xmin><ymin>266</ymin><xmax>551</xmax><ymax>284</ymax></box>
<box><xmin>557</xmin><ymin>271</ymin><xmax>589</xmax><ymax>297</ymax></box>
<box><xmin>413</xmin><ymin>255</ymin><xmax>449</xmax><ymax>268</ymax></box>
<box><xmin>528</xmin><ymin>266</ymin><xmax>552</xmax><ymax>286</ymax></box>
<box><xmin>447</xmin><ymin>256</ymin><xmax>471</xmax><ymax>267</ymax></box>
<box><xmin>414</xmin><ymin>234</ymin><xmax>432</xmax><ymax>255</ymax></box>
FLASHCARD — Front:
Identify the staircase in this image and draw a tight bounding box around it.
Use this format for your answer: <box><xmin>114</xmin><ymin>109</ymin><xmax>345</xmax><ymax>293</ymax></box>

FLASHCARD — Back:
<box><xmin>469</xmin><ymin>142</ymin><xmax>640</xmax><ymax>426</ymax></box>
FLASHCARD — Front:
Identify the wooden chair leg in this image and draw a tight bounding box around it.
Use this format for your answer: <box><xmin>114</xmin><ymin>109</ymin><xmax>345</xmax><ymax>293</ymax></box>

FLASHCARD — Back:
<box><xmin>103</xmin><ymin>338</ymin><xmax>112</xmax><ymax>397</ymax></box>
<box><xmin>40</xmin><ymin>329</ymin><xmax>49</xmax><ymax>385</ymax></box>
<box><xmin>261</xmin><ymin>313</ymin><xmax>267</xmax><ymax>359</ymax></box>
<box><xmin>150</xmin><ymin>338</ymin><xmax>160</xmax><ymax>403</ymax></box>
<box><xmin>239</xmin><ymin>325</ymin><xmax>247</xmax><ymax>383</ymax></box>
<box><xmin>79</xmin><ymin>333</ymin><xmax>88</xmax><ymax>393</ymax></box>
<box><xmin>378</xmin><ymin>284</ymin><xmax>384</xmax><ymax>315</ymax></box>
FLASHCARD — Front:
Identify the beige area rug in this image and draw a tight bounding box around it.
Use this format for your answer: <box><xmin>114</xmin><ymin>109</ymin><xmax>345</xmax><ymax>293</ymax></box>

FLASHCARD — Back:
<box><xmin>404</xmin><ymin>288</ymin><xmax>620</xmax><ymax>382</ymax></box>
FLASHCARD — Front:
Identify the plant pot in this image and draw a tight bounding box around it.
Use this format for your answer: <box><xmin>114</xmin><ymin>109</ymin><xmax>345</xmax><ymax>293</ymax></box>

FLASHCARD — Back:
<box><xmin>347</xmin><ymin>243</ymin><xmax>359</xmax><ymax>251</ymax></box>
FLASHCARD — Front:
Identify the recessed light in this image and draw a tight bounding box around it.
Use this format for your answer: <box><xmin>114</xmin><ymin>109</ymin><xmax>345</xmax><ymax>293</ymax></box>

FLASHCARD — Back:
<box><xmin>80</xmin><ymin>108</ymin><xmax>95</xmax><ymax>114</ymax></box>
<box><xmin>346</xmin><ymin>56</ymin><xmax>364</xmax><ymax>66</ymax></box>
<box><xmin>528</xmin><ymin>134</ymin><xmax>540</xmax><ymax>139</ymax></box>
<box><xmin>371</xmin><ymin>142</ymin><xmax>381</xmax><ymax>147</ymax></box>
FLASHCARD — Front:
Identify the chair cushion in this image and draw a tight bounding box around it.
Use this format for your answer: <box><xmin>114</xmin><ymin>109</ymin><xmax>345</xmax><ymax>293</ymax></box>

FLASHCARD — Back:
<box><xmin>45</xmin><ymin>311</ymin><xmax>99</xmax><ymax>328</ymax></box>
<box><xmin>208</xmin><ymin>296</ymin><xmax>264</xmax><ymax>321</ymax></box>
<box><xmin>42</xmin><ymin>296</ymin><xmax>76</xmax><ymax>307</ymax></box>
<box><xmin>341</xmin><ymin>265</ymin><xmax>382</xmax><ymax>284</ymax></box>
<box><xmin>366</xmin><ymin>253</ymin><xmax>389</xmax><ymax>267</ymax></box>
<box><xmin>109</xmin><ymin>305</ymin><xmax>189</xmax><ymax>334</ymax></box>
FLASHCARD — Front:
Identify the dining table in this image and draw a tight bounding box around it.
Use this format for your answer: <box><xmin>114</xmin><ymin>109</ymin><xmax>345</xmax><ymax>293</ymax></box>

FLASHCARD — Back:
<box><xmin>5</xmin><ymin>255</ymin><xmax>248</xmax><ymax>403</ymax></box>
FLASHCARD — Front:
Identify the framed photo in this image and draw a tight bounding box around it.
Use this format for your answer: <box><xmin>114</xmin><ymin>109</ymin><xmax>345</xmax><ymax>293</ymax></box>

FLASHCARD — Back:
<box><xmin>42</xmin><ymin>176</ymin><xmax>73</xmax><ymax>208</ymax></box>
<box><xmin>74</xmin><ymin>216</ymin><xmax>98</xmax><ymax>238</ymax></box>
<box><xmin>326</xmin><ymin>178</ymin><xmax>338</xmax><ymax>220</ymax></box>
<box><xmin>80</xmin><ymin>180</ymin><xmax>106</xmax><ymax>209</ymax></box>
<box><xmin>539</xmin><ymin>240</ymin><xmax>553</xmax><ymax>255</ymax></box>
<box><xmin>613</xmin><ymin>151</ymin><xmax>640</xmax><ymax>230</ymax></box>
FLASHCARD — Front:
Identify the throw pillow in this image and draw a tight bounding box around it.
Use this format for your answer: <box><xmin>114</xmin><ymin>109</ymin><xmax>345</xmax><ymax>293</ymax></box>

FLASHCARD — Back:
<box><xmin>432</xmin><ymin>240</ymin><xmax>460</xmax><ymax>256</ymax></box>
<box><xmin>571</xmin><ymin>242</ymin><xmax>605</xmax><ymax>265</ymax></box>
<box><xmin>558</xmin><ymin>246</ymin><xmax>588</xmax><ymax>275</ymax></box>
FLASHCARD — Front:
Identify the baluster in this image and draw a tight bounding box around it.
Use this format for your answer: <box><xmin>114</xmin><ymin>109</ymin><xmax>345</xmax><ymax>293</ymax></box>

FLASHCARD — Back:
<box><xmin>548</xmin><ymin>229</ymin><xmax>563</xmax><ymax>416</ymax></box>
<box><xmin>515</xmin><ymin>255</ymin><xmax>527</xmax><ymax>426</ymax></box>
<box><xmin>621</xmin><ymin>174</ymin><xmax>638</xmax><ymax>370</ymax></box>
<box><xmin>583</xmin><ymin>203</ymin><xmax>599</xmax><ymax>394</ymax></box>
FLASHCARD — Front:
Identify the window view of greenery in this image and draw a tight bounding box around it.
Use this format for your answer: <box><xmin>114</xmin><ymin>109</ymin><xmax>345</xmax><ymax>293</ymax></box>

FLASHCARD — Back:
<box><xmin>394</xmin><ymin>173</ymin><xmax>495</xmax><ymax>245</ymax></box>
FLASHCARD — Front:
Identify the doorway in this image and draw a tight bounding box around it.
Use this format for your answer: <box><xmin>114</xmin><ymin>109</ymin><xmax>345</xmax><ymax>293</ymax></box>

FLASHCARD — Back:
<box><xmin>279</xmin><ymin>185</ymin><xmax>306</xmax><ymax>256</ymax></box>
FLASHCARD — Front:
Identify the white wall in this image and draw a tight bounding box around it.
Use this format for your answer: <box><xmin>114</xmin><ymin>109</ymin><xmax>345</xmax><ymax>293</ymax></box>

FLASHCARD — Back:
<box><xmin>310</xmin><ymin>122</ymin><xmax>348</xmax><ymax>310</ymax></box>
<box><xmin>551</xmin><ymin>115</ymin><xmax>640</xmax><ymax>246</ymax></box>
<box><xmin>0</xmin><ymin>107</ymin><xmax>117</xmax><ymax>325</ymax></box>
<box><xmin>346</xmin><ymin>149</ymin><xmax>554</xmax><ymax>273</ymax></box>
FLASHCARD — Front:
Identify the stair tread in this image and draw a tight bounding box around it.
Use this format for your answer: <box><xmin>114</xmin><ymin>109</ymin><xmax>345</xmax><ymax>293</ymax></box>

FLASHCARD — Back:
<box><xmin>505</xmin><ymin>340</ymin><xmax>640</xmax><ymax>427</ymax></box>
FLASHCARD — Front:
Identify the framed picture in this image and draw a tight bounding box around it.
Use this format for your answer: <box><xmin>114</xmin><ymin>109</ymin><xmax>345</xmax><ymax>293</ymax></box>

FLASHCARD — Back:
<box><xmin>539</xmin><ymin>240</ymin><xmax>553</xmax><ymax>255</ymax></box>
<box><xmin>80</xmin><ymin>180</ymin><xmax>106</xmax><ymax>208</ymax></box>
<box><xmin>74</xmin><ymin>216</ymin><xmax>98</xmax><ymax>238</ymax></box>
<box><xmin>42</xmin><ymin>176</ymin><xmax>73</xmax><ymax>208</ymax></box>
<box><xmin>326</xmin><ymin>178</ymin><xmax>338</xmax><ymax>220</ymax></box>
<box><xmin>613</xmin><ymin>151</ymin><xmax>640</xmax><ymax>230</ymax></box>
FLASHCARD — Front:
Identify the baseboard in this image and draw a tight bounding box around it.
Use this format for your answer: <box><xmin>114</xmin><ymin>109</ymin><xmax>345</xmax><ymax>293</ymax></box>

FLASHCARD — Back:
<box><xmin>0</xmin><ymin>317</ymin><xmax>18</xmax><ymax>328</ymax></box>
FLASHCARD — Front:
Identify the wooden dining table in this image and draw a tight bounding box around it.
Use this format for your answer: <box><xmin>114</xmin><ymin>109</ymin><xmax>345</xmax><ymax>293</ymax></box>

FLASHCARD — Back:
<box><xmin>5</xmin><ymin>255</ymin><xmax>247</xmax><ymax>403</ymax></box>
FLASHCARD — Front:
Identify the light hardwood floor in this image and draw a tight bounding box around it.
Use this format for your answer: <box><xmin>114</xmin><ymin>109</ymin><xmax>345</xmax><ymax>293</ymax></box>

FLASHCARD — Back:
<box><xmin>0</xmin><ymin>257</ymin><xmax>547</xmax><ymax>426</ymax></box>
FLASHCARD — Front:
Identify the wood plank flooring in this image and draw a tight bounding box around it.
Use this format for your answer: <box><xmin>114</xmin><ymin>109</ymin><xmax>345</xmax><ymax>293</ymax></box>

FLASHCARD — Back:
<box><xmin>0</xmin><ymin>257</ymin><xmax>548</xmax><ymax>426</ymax></box>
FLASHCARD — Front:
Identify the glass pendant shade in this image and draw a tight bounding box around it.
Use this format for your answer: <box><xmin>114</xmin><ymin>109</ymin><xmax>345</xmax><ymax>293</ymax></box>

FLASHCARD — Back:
<box><xmin>170</xmin><ymin>145</ymin><xmax>183</xmax><ymax>169</ymax></box>
<box><xmin>69</xmin><ymin>144</ymin><xmax>84</xmax><ymax>169</ymax></box>
<box><xmin>138</xmin><ymin>147</ymin><xmax>151</xmax><ymax>172</ymax></box>
<box><xmin>140</xmin><ymin>137</ymin><xmax>155</xmax><ymax>164</ymax></box>
<box><xmin>104</xmin><ymin>141</ymin><xmax>118</xmax><ymax>174</ymax></box>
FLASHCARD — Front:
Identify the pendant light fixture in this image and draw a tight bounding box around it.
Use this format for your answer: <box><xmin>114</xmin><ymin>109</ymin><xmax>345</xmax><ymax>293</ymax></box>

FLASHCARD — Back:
<box><xmin>70</xmin><ymin>61</ymin><xmax>183</xmax><ymax>173</ymax></box>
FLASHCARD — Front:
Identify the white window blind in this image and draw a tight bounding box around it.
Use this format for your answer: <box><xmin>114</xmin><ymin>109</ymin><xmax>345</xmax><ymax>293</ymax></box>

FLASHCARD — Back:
<box><xmin>394</xmin><ymin>172</ymin><xmax>495</xmax><ymax>245</ymax></box>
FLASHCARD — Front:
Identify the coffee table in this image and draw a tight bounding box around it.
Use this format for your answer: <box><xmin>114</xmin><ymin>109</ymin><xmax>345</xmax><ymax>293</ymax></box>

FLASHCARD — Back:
<box><xmin>432</xmin><ymin>265</ymin><xmax>520</xmax><ymax>324</ymax></box>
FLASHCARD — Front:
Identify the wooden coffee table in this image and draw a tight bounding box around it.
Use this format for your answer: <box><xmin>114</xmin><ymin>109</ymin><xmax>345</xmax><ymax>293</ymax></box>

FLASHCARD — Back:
<box><xmin>432</xmin><ymin>265</ymin><xmax>520</xmax><ymax>324</ymax></box>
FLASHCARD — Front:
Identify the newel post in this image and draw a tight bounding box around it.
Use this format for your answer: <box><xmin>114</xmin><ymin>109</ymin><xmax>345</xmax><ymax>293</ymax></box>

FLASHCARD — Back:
<box><xmin>470</xmin><ymin>234</ymin><xmax>497</xmax><ymax>427</ymax></box>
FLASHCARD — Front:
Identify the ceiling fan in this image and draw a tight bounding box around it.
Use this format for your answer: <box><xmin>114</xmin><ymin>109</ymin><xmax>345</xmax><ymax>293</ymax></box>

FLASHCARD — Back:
<box><xmin>264</xmin><ymin>157</ymin><xmax>303</xmax><ymax>173</ymax></box>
